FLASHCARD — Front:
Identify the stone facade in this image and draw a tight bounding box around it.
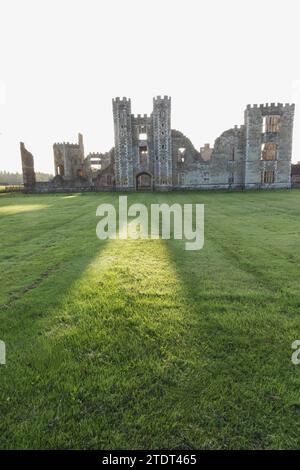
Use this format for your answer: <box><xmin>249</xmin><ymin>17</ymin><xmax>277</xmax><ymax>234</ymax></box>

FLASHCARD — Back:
<box><xmin>53</xmin><ymin>133</ymin><xmax>85</xmax><ymax>180</ymax></box>
<box><xmin>244</xmin><ymin>103</ymin><xmax>294</xmax><ymax>189</ymax></box>
<box><xmin>21</xmin><ymin>97</ymin><xmax>296</xmax><ymax>192</ymax></box>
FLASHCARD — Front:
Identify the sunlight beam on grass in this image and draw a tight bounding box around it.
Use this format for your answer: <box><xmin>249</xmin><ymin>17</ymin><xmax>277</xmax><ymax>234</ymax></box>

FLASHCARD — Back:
<box><xmin>0</xmin><ymin>204</ymin><xmax>50</xmax><ymax>216</ymax></box>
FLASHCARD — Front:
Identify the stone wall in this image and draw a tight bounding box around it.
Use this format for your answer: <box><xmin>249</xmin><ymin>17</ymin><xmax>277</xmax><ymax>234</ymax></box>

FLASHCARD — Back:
<box><xmin>20</xmin><ymin>142</ymin><xmax>36</xmax><ymax>187</ymax></box>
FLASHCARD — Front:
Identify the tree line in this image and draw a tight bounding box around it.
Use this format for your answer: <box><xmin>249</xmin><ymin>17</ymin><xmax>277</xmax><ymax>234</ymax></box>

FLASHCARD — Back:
<box><xmin>0</xmin><ymin>171</ymin><xmax>53</xmax><ymax>184</ymax></box>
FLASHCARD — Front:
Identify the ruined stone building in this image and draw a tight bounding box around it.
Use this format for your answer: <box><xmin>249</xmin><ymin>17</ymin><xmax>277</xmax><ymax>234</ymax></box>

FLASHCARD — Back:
<box><xmin>21</xmin><ymin>97</ymin><xmax>296</xmax><ymax>192</ymax></box>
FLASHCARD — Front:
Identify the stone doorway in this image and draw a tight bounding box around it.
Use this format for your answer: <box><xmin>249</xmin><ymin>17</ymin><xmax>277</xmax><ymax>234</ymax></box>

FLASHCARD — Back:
<box><xmin>136</xmin><ymin>172</ymin><xmax>153</xmax><ymax>191</ymax></box>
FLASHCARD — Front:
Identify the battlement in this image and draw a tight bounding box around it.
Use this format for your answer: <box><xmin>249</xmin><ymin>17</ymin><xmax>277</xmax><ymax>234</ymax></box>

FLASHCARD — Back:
<box><xmin>113</xmin><ymin>97</ymin><xmax>131</xmax><ymax>104</ymax></box>
<box><xmin>53</xmin><ymin>142</ymin><xmax>79</xmax><ymax>148</ymax></box>
<box><xmin>246</xmin><ymin>103</ymin><xmax>295</xmax><ymax>110</ymax></box>
<box><xmin>134</xmin><ymin>113</ymin><xmax>149</xmax><ymax>119</ymax></box>
<box><xmin>153</xmin><ymin>95</ymin><xmax>171</xmax><ymax>103</ymax></box>
<box><xmin>87</xmin><ymin>152</ymin><xmax>101</xmax><ymax>157</ymax></box>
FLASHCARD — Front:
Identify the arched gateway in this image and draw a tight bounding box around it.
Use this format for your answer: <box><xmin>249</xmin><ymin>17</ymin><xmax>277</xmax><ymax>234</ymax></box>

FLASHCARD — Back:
<box><xmin>136</xmin><ymin>172</ymin><xmax>153</xmax><ymax>191</ymax></box>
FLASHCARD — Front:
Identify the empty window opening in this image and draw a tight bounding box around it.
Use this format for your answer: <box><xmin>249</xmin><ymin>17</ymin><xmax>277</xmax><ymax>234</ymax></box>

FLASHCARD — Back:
<box><xmin>91</xmin><ymin>164</ymin><xmax>101</xmax><ymax>171</ymax></box>
<box><xmin>178</xmin><ymin>147</ymin><xmax>186</xmax><ymax>162</ymax></box>
<box><xmin>57</xmin><ymin>164</ymin><xmax>64</xmax><ymax>176</ymax></box>
<box><xmin>139</xmin><ymin>145</ymin><xmax>148</xmax><ymax>155</ymax></box>
<box><xmin>139</xmin><ymin>145</ymin><xmax>148</xmax><ymax>165</ymax></box>
<box><xmin>179</xmin><ymin>173</ymin><xmax>185</xmax><ymax>184</ymax></box>
<box><xmin>161</xmin><ymin>144</ymin><xmax>165</xmax><ymax>149</ymax></box>
<box><xmin>263</xmin><ymin>115</ymin><xmax>281</xmax><ymax>133</ymax></box>
<box><xmin>228</xmin><ymin>173</ymin><xmax>234</xmax><ymax>184</ymax></box>
<box><xmin>138</xmin><ymin>125</ymin><xmax>147</xmax><ymax>141</ymax></box>
<box><xmin>232</xmin><ymin>147</ymin><xmax>235</xmax><ymax>161</ymax></box>
<box><xmin>90</xmin><ymin>158</ymin><xmax>101</xmax><ymax>171</ymax></box>
<box><xmin>107</xmin><ymin>175</ymin><xmax>112</xmax><ymax>185</ymax></box>
<box><xmin>261</xmin><ymin>142</ymin><xmax>278</xmax><ymax>161</ymax></box>
<box><xmin>262</xmin><ymin>170</ymin><xmax>275</xmax><ymax>184</ymax></box>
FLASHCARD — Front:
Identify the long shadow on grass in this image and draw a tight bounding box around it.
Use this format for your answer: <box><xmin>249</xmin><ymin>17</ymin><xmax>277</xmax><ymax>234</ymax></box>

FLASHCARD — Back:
<box><xmin>161</xmin><ymin>218</ymin><xmax>298</xmax><ymax>449</ymax></box>
<box><xmin>0</xmin><ymin>192</ymin><xmax>118</xmax><ymax>448</ymax></box>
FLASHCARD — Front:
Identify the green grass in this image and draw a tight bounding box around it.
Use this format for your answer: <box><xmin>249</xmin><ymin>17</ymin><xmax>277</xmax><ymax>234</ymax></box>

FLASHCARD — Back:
<box><xmin>0</xmin><ymin>190</ymin><xmax>300</xmax><ymax>449</ymax></box>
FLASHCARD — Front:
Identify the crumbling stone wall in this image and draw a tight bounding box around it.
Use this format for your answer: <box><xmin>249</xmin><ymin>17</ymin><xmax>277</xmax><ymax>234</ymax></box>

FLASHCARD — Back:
<box><xmin>20</xmin><ymin>142</ymin><xmax>36</xmax><ymax>188</ymax></box>
<box><xmin>200</xmin><ymin>143</ymin><xmax>213</xmax><ymax>161</ymax></box>
<box><xmin>209</xmin><ymin>125</ymin><xmax>245</xmax><ymax>188</ymax></box>
<box><xmin>95</xmin><ymin>162</ymin><xmax>115</xmax><ymax>190</ymax></box>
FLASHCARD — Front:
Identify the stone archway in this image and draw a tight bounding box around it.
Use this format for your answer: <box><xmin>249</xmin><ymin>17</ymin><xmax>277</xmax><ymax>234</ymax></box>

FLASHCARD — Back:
<box><xmin>136</xmin><ymin>172</ymin><xmax>153</xmax><ymax>191</ymax></box>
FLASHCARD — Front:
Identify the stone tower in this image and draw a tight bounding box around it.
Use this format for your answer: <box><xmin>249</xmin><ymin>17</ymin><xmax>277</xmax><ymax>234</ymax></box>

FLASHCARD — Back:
<box><xmin>112</xmin><ymin>97</ymin><xmax>134</xmax><ymax>190</ymax></box>
<box><xmin>53</xmin><ymin>133</ymin><xmax>85</xmax><ymax>180</ymax></box>
<box><xmin>152</xmin><ymin>96</ymin><xmax>172</xmax><ymax>189</ymax></box>
<box><xmin>20</xmin><ymin>142</ymin><xmax>36</xmax><ymax>188</ymax></box>
<box><xmin>244</xmin><ymin>103</ymin><xmax>295</xmax><ymax>188</ymax></box>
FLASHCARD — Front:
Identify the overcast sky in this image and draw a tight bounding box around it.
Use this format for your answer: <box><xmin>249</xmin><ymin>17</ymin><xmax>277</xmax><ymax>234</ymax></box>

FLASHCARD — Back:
<box><xmin>0</xmin><ymin>0</ymin><xmax>299</xmax><ymax>173</ymax></box>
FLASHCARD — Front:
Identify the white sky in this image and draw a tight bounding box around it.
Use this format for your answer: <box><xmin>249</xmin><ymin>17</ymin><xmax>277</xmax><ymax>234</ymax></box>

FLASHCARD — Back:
<box><xmin>0</xmin><ymin>0</ymin><xmax>299</xmax><ymax>173</ymax></box>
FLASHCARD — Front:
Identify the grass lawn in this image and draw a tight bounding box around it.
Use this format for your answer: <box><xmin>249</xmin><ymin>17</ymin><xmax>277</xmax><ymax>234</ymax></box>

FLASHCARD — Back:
<box><xmin>0</xmin><ymin>190</ymin><xmax>300</xmax><ymax>449</ymax></box>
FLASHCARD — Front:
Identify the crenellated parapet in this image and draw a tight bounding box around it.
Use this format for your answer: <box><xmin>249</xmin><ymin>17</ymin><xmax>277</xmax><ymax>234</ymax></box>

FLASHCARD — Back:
<box><xmin>153</xmin><ymin>95</ymin><xmax>171</xmax><ymax>104</ymax></box>
<box><xmin>112</xmin><ymin>97</ymin><xmax>131</xmax><ymax>104</ymax></box>
<box><xmin>246</xmin><ymin>103</ymin><xmax>295</xmax><ymax>111</ymax></box>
